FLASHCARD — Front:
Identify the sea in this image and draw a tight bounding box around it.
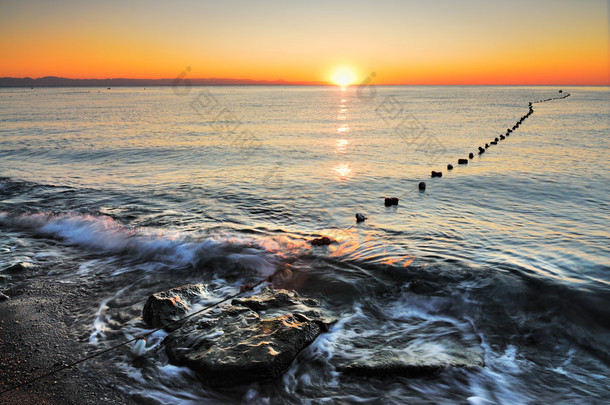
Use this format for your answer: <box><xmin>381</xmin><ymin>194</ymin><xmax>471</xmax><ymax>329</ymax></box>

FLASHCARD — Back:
<box><xmin>1</xmin><ymin>85</ymin><xmax>609</xmax><ymax>404</ymax></box>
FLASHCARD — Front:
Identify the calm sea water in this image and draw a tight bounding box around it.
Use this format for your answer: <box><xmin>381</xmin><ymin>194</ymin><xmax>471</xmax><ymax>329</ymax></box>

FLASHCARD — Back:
<box><xmin>1</xmin><ymin>85</ymin><xmax>609</xmax><ymax>404</ymax></box>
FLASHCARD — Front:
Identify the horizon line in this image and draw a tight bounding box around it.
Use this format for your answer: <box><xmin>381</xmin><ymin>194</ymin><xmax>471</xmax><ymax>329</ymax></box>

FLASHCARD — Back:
<box><xmin>0</xmin><ymin>76</ymin><xmax>608</xmax><ymax>87</ymax></box>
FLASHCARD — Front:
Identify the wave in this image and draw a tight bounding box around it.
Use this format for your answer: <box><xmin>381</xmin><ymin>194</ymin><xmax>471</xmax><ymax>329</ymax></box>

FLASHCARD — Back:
<box><xmin>0</xmin><ymin>211</ymin><xmax>279</xmax><ymax>278</ymax></box>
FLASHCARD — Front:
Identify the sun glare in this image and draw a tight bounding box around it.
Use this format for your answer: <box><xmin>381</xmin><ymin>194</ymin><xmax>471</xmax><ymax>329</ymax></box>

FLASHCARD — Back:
<box><xmin>332</xmin><ymin>67</ymin><xmax>356</xmax><ymax>87</ymax></box>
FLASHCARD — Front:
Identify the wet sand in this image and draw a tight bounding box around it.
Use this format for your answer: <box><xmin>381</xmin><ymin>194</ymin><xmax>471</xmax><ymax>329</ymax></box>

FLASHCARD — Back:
<box><xmin>0</xmin><ymin>276</ymin><xmax>133</xmax><ymax>404</ymax></box>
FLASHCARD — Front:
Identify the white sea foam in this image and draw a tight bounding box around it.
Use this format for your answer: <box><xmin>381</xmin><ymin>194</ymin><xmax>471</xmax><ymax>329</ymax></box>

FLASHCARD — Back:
<box><xmin>0</xmin><ymin>212</ymin><xmax>279</xmax><ymax>277</ymax></box>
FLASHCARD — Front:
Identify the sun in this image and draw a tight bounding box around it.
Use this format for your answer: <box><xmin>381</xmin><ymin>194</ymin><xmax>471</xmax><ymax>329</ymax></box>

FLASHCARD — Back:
<box><xmin>332</xmin><ymin>67</ymin><xmax>356</xmax><ymax>87</ymax></box>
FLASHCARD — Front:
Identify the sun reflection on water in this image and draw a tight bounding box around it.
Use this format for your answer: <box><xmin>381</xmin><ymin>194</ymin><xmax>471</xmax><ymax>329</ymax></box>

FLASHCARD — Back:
<box><xmin>332</xmin><ymin>163</ymin><xmax>352</xmax><ymax>179</ymax></box>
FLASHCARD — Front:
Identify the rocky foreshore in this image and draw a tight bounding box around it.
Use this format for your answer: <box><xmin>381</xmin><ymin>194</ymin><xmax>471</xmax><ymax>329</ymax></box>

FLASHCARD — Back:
<box><xmin>143</xmin><ymin>284</ymin><xmax>485</xmax><ymax>386</ymax></box>
<box><xmin>143</xmin><ymin>285</ymin><xmax>336</xmax><ymax>386</ymax></box>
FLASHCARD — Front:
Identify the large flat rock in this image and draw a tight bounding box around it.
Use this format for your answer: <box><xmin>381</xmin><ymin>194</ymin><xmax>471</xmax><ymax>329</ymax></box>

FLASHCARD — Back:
<box><xmin>147</xmin><ymin>287</ymin><xmax>335</xmax><ymax>386</ymax></box>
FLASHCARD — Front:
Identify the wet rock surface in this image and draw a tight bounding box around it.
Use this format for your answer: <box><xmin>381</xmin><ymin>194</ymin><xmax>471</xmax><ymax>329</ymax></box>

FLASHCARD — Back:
<box><xmin>145</xmin><ymin>285</ymin><xmax>485</xmax><ymax>385</ymax></box>
<box><xmin>332</xmin><ymin>345</ymin><xmax>484</xmax><ymax>377</ymax></box>
<box><xmin>142</xmin><ymin>283</ymin><xmax>208</xmax><ymax>331</ymax></box>
<box><xmin>147</xmin><ymin>287</ymin><xmax>335</xmax><ymax>386</ymax></box>
<box><xmin>329</xmin><ymin>315</ymin><xmax>485</xmax><ymax>378</ymax></box>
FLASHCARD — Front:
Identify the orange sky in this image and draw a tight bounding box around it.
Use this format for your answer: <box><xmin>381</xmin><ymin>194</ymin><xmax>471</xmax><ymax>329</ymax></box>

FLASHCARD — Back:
<box><xmin>1</xmin><ymin>0</ymin><xmax>608</xmax><ymax>85</ymax></box>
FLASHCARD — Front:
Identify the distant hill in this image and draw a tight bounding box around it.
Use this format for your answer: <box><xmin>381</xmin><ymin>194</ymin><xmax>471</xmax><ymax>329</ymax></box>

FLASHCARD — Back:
<box><xmin>0</xmin><ymin>76</ymin><xmax>327</xmax><ymax>87</ymax></box>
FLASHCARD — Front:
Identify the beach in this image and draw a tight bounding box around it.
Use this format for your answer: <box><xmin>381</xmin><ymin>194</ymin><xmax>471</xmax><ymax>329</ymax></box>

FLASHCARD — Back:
<box><xmin>1</xmin><ymin>85</ymin><xmax>609</xmax><ymax>404</ymax></box>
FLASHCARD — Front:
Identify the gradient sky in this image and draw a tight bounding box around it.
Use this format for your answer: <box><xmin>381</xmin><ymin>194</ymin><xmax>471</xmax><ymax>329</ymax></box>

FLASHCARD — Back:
<box><xmin>1</xmin><ymin>0</ymin><xmax>608</xmax><ymax>84</ymax></box>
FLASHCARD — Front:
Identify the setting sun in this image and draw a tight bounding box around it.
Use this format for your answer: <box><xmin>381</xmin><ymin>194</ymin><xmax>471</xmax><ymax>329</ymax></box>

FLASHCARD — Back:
<box><xmin>332</xmin><ymin>67</ymin><xmax>356</xmax><ymax>87</ymax></box>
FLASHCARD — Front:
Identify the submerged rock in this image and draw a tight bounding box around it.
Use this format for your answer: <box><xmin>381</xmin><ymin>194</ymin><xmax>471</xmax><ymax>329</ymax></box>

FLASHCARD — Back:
<box><xmin>310</xmin><ymin>236</ymin><xmax>334</xmax><ymax>246</ymax></box>
<box><xmin>334</xmin><ymin>350</ymin><xmax>484</xmax><ymax>377</ymax></box>
<box><xmin>142</xmin><ymin>284</ymin><xmax>207</xmax><ymax>331</ymax></box>
<box><xmin>160</xmin><ymin>287</ymin><xmax>335</xmax><ymax>386</ymax></box>
<box><xmin>329</xmin><ymin>315</ymin><xmax>485</xmax><ymax>378</ymax></box>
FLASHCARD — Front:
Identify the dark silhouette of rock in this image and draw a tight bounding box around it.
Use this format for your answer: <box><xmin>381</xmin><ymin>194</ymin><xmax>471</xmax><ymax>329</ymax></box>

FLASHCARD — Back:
<box><xmin>143</xmin><ymin>284</ymin><xmax>208</xmax><ymax>331</ymax></box>
<box><xmin>384</xmin><ymin>197</ymin><xmax>399</xmax><ymax>206</ymax></box>
<box><xmin>163</xmin><ymin>288</ymin><xmax>335</xmax><ymax>386</ymax></box>
<box><xmin>355</xmin><ymin>213</ymin><xmax>367</xmax><ymax>222</ymax></box>
<box><xmin>458</xmin><ymin>159</ymin><xmax>468</xmax><ymax>164</ymax></box>
<box><xmin>431</xmin><ymin>171</ymin><xmax>442</xmax><ymax>178</ymax></box>
<box><xmin>447</xmin><ymin>164</ymin><xmax>453</xmax><ymax>170</ymax></box>
<box><xmin>559</xmin><ymin>90</ymin><xmax>562</xmax><ymax>93</ymax></box>
<box><xmin>418</xmin><ymin>181</ymin><xmax>426</xmax><ymax>190</ymax></box>
<box><xmin>310</xmin><ymin>236</ymin><xmax>333</xmax><ymax>246</ymax></box>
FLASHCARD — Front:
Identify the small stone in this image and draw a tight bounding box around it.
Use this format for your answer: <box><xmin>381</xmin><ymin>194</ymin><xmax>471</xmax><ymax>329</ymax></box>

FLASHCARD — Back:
<box><xmin>310</xmin><ymin>236</ymin><xmax>333</xmax><ymax>246</ymax></box>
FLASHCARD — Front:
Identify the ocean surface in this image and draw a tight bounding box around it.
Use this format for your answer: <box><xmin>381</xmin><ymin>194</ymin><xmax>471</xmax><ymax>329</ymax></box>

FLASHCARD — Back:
<box><xmin>1</xmin><ymin>85</ymin><xmax>609</xmax><ymax>404</ymax></box>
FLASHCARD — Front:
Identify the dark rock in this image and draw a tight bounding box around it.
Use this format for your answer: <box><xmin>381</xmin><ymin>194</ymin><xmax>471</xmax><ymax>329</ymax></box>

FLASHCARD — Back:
<box><xmin>310</xmin><ymin>236</ymin><xmax>333</xmax><ymax>246</ymax></box>
<box><xmin>559</xmin><ymin>89</ymin><xmax>562</xmax><ymax>93</ymax></box>
<box><xmin>384</xmin><ymin>197</ymin><xmax>399</xmax><ymax>206</ymax></box>
<box><xmin>418</xmin><ymin>181</ymin><xmax>426</xmax><ymax>191</ymax></box>
<box><xmin>457</xmin><ymin>159</ymin><xmax>468</xmax><ymax>164</ymax></box>
<box><xmin>430</xmin><ymin>171</ymin><xmax>442</xmax><ymax>178</ymax></box>
<box><xmin>142</xmin><ymin>284</ymin><xmax>207</xmax><ymax>331</ymax></box>
<box><xmin>163</xmin><ymin>288</ymin><xmax>335</xmax><ymax>386</ymax></box>
<box><xmin>447</xmin><ymin>164</ymin><xmax>453</xmax><ymax>170</ymax></box>
<box><xmin>3</xmin><ymin>262</ymin><xmax>36</xmax><ymax>274</ymax></box>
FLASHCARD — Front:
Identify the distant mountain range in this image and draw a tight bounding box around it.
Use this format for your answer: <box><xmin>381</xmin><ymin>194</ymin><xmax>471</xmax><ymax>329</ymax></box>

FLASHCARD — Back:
<box><xmin>0</xmin><ymin>76</ymin><xmax>327</xmax><ymax>87</ymax></box>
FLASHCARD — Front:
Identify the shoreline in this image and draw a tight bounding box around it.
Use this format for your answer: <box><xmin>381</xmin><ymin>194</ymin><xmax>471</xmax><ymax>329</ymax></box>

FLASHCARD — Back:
<box><xmin>0</xmin><ymin>275</ymin><xmax>133</xmax><ymax>404</ymax></box>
